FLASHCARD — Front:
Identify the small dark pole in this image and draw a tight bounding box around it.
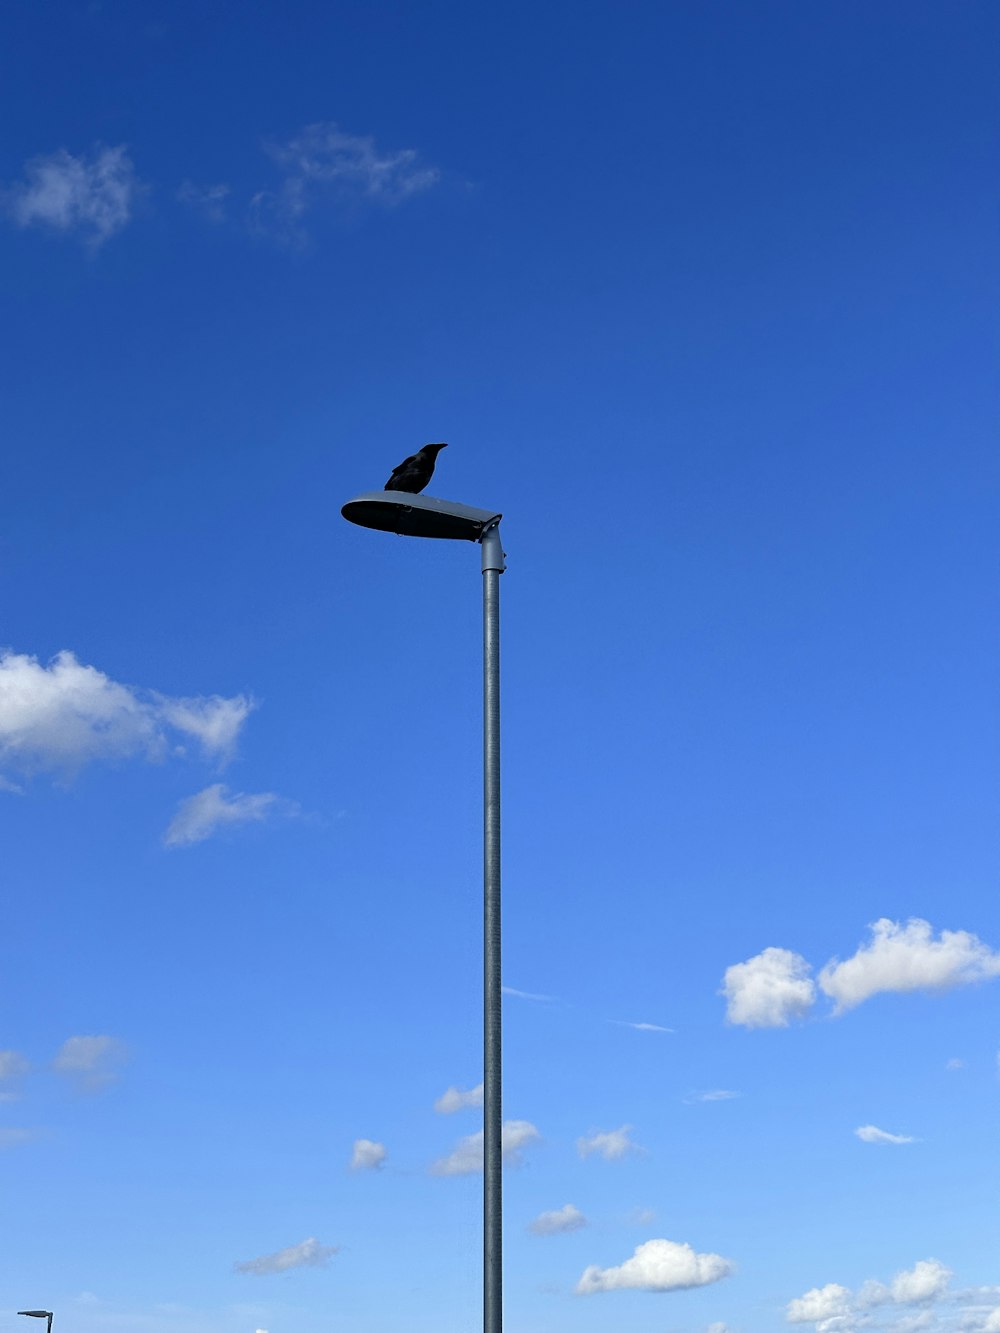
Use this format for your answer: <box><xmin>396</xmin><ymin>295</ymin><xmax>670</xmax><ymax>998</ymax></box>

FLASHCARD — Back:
<box><xmin>481</xmin><ymin>520</ymin><xmax>504</xmax><ymax>1333</ymax></box>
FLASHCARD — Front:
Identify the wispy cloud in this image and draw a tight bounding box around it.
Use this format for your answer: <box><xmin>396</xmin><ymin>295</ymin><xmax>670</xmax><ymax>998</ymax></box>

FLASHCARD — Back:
<box><xmin>434</xmin><ymin>1082</ymin><xmax>483</xmax><ymax>1113</ymax></box>
<box><xmin>350</xmin><ymin>1138</ymin><xmax>386</xmax><ymax>1171</ymax></box>
<box><xmin>854</xmin><ymin>1123</ymin><xmax>917</xmax><ymax>1145</ymax></box>
<box><xmin>52</xmin><ymin>1035</ymin><xmax>127</xmax><ymax>1091</ymax></box>
<box><xmin>722</xmin><ymin>946</ymin><xmax>816</xmax><ymax>1029</ymax></box>
<box><xmin>3</xmin><ymin>143</ymin><xmax>141</xmax><ymax>247</ymax></box>
<box><xmin>0</xmin><ymin>1127</ymin><xmax>40</xmax><ymax>1149</ymax></box>
<box><xmin>611</xmin><ymin>1020</ymin><xmax>674</xmax><ymax>1033</ymax></box>
<box><xmin>430</xmin><ymin>1119</ymin><xmax>540</xmax><ymax>1176</ymax></box>
<box><xmin>250</xmin><ymin>122</ymin><xmax>439</xmax><ymax>242</ymax></box>
<box><xmin>685</xmin><ymin>1090</ymin><xmax>741</xmax><ymax>1104</ymax></box>
<box><xmin>0</xmin><ymin>650</ymin><xmax>253</xmax><ymax>780</ymax></box>
<box><xmin>577</xmin><ymin>1125</ymin><xmax>640</xmax><ymax>1161</ymax></box>
<box><xmin>234</xmin><ymin>1237</ymin><xmax>339</xmax><ymax>1275</ymax></box>
<box><xmin>177</xmin><ymin>180</ymin><xmax>230</xmax><ymax>223</ymax></box>
<box><xmin>0</xmin><ymin>1050</ymin><xmax>29</xmax><ymax>1081</ymax></box>
<box><xmin>502</xmin><ymin>986</ymin><xmax>555</xmax><ymax>1003</ymax></box>
<box><xmin>820</xmin><ymin>918</ymin><xmax>1000</xmax><ymax>1012</ymax></box>
<box><xmin>577</xmin><ymin>1238</ymin><xmax>733</xmax><ymax>1294</ymax></box>
<box><xmin>164</xmin><ymin>784</ymin><xmax>295</xmax><ymax>847</ymax></box>
<box><xmin>529</xmin><ymin>1204</ymin><xmax>587</xmax><ymax>1236</ymax></box>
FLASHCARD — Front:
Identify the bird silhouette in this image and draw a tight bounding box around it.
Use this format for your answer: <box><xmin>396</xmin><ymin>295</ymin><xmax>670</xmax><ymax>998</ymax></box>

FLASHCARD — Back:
<box><xmin>384</xmin><ymin>442</ymin><xmax>448</xmax><ymax>494</ymax></box>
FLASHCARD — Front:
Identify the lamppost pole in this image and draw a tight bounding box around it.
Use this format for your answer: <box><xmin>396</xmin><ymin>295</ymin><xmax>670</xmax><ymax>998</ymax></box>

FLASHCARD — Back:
<box><xmin>481</xmin><ymin>520</ymin><xmax>504</xmax><ymax>1333</ymax></box>
<box><xmin>341</xmin><ymin>488</ymin><xmax>507</xmax><ymax>1333</ymax></box>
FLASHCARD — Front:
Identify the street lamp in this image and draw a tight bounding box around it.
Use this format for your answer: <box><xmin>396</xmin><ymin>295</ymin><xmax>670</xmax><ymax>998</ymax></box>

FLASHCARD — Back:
<box><xmin>18</xmin><ymin>1313</ymin><xmax>53</xmax><ymax>1333</ymax></box>
<box><xmin>341</xmin><ymin>487</ymin><xmax>506</xmax><ymax>1333</ymax></box>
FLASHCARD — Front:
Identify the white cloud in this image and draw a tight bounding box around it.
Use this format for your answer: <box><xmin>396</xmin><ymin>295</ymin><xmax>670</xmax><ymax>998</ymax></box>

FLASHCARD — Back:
<box><xmin>686</xmin><ymin>1089</ymin><xmax>741</xmax><ymax>1103</ymax></box>
<box><xmin>250</xmin><ymin>121</ymin><xmax>438</xmax><ymax>241</ymax></box>
<box><xmin>53</xmin><ymin>1035</ymin><xmax>127</xmax><ymax>1090</ymax></box>
<box><xmin>612</xmin><ymin>1020</ymin><xmax>674</xmax><ymax>1032</ymax></box>
<box><xmin>350</xmin><ymin>1138</ymin><xmax>386</xmax><ymax>1171</ymax></box>
<box><xmin>983</xmin><ymin>1308</ymin><xmax>1000</xmax><ymax>1332</ymax></box>
<box><xmin>889</xmin><ymin>1260</ymin><xmax>952</xmax><ymax>1304</ymax></box>
<box><xmin>164</xmin><ymin>784</ymin><xmax>294</xmax><ymax>847</ymax></box>
<box><xmin>434</xmin><ymin>1082</ymin><xmax>483</xmax><ymax>1113</ymax></box>
<box><xmin>4</xmin><ymin>143</ymin><xmax>140</xmax><ymax>246</ymax></box>
<box><xmin>234</xmin><ymin>1237</ymin><xmax>338</xmax><ymax>1275</ymax></box>
<box><xmin>787</xmin><ymin>1283</ymin><xmax>854</xmax><ymax>1323</ymax></box>
<box><xmin>854</xmin><ymin>1124</ymin><xmax>917</xmax><ymax>1145</ymax></box>
<box><xmin>722</xmin><ymin>946</ymin><xmax>816</xmax><ymax>1028</ymax></box>
<box><xmin>0</xmin><ymin>1050</ymin><xmax>29</xmax><ymax>1081</ymax></box>
<box><xmin>576</xmin><ymin>1238</ymin><xmax>733</xmax><ymax>1294</ymax></box>
<box><xmin>945</xmin><ymin>1058</ymin><xmax>965</xmax><ymax>1070</ymax></box>
<box><xmin>577</xmin><ymin>1124</ymin><xmax>639</xmax><ymax>1160</ymax></box>
<box><xmin>0</xmin><ymin>650</ymin><xmax>253</xmax><ymax>778</ymax></box>
<box><xmin>706</xmin><ymin>1324</ymin><xmax>731</xmax><ymax>1333</ymax></box>
<box><xmin>529</xmin><ymin>1204</ymin><xmax>587</xmax><ymax>1236</ymax></box>
<box><xmin>819</xmin><ymin>918</ymin><xmax>1000</xmax><ymax>1012</ymax></box>
<box><xmin>788</xmin><ymin>1258</ymin><xmax>954</xmax><ymax>1327</ymax></box>
<box><xmin>430</xmin><ymin>1119</ymin><xmax>540</xmax><ymax>1176</ymax></box>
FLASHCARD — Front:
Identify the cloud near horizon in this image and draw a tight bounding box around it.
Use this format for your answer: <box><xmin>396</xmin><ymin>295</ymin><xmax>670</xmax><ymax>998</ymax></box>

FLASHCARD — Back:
<box><xmin>787</xmin><ymin>1257</ymin><xmax>953</xmax><ymax>1324</ymax></box>
<box><xmin>234</xmin><ymin>1237</ymin><xmax>339</xmax><ymax>1275</ymax></box>
<box><xmin>3</xmin><ymin>143</ymin><xmax>141</xmax><ymax>246</ymax></box>
<box><xmin>577</xmin><ymin>1238</ymin><xmax>733</xmax><ymax>1294</ymax></box>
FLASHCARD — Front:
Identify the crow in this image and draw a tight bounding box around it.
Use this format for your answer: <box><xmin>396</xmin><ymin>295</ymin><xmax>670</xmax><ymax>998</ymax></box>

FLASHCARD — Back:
<box><xmin>384</xmin><ymin>442</ymin><xmax>448</xmax><ymax>494</ymax></box>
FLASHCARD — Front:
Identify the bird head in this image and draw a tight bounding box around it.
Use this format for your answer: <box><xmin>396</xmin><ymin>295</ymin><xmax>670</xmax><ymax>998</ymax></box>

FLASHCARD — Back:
<box><xmin>424</xmin><ymin>442</ymin><xmax>448</xmax><ymax>455</ymax></box>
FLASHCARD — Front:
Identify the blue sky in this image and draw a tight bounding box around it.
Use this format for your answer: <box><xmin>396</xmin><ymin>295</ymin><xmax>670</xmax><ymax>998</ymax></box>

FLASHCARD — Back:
<box><xmin>1</xmin><ymin>2</ymin><xmax>998</xmax><ymax>1331</ymax></box>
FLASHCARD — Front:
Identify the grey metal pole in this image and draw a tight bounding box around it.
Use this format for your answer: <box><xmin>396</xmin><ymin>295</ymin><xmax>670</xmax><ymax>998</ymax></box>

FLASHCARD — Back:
<box><xmin>481</xmin><ymin>521</ymin><xmax>505</xmax><ymax>1333</ymax></box>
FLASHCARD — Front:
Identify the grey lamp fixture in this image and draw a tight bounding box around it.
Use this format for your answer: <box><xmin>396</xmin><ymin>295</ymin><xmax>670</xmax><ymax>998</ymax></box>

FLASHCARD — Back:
<box><xmin>18</xmin><ymin>1312</ymin><xmax>53</xmax><ymax>1333</ymax></box>
<box><xmin>342</xmin><ymin>487</ymin><xmax>506</xmax><ymax>1333</ymax></box>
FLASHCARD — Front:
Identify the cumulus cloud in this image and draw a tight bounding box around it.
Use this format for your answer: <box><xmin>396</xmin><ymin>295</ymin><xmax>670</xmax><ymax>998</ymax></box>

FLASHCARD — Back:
<box><xmin>0</xmin><ymin>650</ymin><xmax>253</xmax><ymax>779</ymax></box>
<box><xmin>234</xmin><ymin>1237</ymin><xmax>339</xmax><ymax>1275</ymax></box>
<box><xmin>819</xmin><ymin>918</ymin><xmax>1000</xmax><ymax>1012</ymax></box>
<box><xmin>788</xmin><ymin>1258</ymin><xmax>953</xmax><ymax>1327</ymax></box>
<box><xmin>577</xmin><ymin>1125</ymin><xmax>640</xmax><ymax>1160</ymax></box>
<box><xmin>430</xmin><ymin>1119</ymin><xmax>540</xmax><ymax>1176</ymax></box>
<box><xmin>350</xmin><ymin>1138</ymin><xmax>386</xmax><ymax>1171</ymax></box>
<box><xmin>4</xmin><ymin>143</ymin><xmax>140</xmax><ymax>246</ymax></box>
<box><xmin>576</xmin><ymin>1238</ymin><xmax>733</xmax><ymax>1294</ymax></box>
<box><xmin>52</xmin><ymin>1035</ymin><xmax>127</xmax><ymax>1090</ymax></box>
<box><xmin>250</xmin><ymin>121</ymin><xmax>438</xmax><ymax>241</ymax></box>
<box><xmin>854</xmin><ymin>1124</ymin><xmax>917</xmax><ymax>1145</ymax></box>
<box><xmin>434</xmin><ymin>1082</ymin><xmax>483</xmax><ymax>1113</ymax></box>
<box><xmin>706</xmin><ymin>1325</ymin><xmax>731</xmax><ymax>1333</ymax></box>
<box><xmin>722</xmin><ymin>946</ymin><xmax>817</xmax><ymax>1028</ymax></box>
<box><xmin>787</xmin><ymin>1282</ymin><xmax>853</xmax><ymax>1323</ymax></box>
<box><xmin>529</xmin><ymin>1204</ymin><xmax>587</xmax><ymax>1236</ymax></box>
<box><xmin>164</xmin><ymin>784</ymin><xmax>295</xmax><ymax>847</ymax></box>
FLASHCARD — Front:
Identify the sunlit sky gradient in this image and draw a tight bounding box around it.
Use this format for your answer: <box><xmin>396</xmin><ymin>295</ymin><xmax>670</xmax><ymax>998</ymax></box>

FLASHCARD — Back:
<box><xmin>1</xmin><ymin>3</ymin><xmax>998</xmax><ymax>1331</ymax></box>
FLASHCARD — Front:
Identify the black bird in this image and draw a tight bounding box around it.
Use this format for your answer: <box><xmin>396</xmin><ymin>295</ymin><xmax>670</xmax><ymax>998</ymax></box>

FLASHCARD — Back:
<box><xmin>384</xmin><ymin>442</ymin><xmax>448</xmax><ymax>494</ymax></box>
